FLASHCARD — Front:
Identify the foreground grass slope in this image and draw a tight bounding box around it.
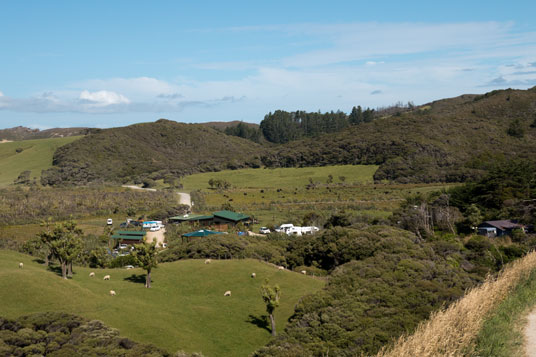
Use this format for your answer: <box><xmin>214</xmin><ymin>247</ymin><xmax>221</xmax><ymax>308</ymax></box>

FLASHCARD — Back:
<box><xmin>0</xmin><ymin>136</ymin><xmax>80</xmax><ymax>186</ymax></box>
<box><xmin>376</xmin><ymin>250</ymin><xmax>536</xmax><ymax>357</ymax></box>
<box><xmin>0</xmin><ymin>250</ymin><xmax>324</xmax><ymax>357</ymax></box>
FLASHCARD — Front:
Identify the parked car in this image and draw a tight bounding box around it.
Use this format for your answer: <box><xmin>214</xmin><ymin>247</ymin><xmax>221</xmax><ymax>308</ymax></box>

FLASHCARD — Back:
<box><xmin>119</xmin><ymin>222</ymin><xmax>127</xmax><ymax>228</ymax></box>
<box><xmin>107</xmin><ymin>218</ymin><xmax>113</xmax><ymax>225</ymax></box>
<box><xmin>162</xmin><ymin>242</ymin><xmax>168</xmax><ymax>248</ymax></box>
<box><xmin>259</xmin><ymin>227</ymin><xmax>271</xmax><ymax>234</ymax></box>
<box><xmin>124</xmin><ymin>265</ymin><xmax>134</xmax><ymax>269</ymax></box>
<box><xmin>150</xmin><ymin>226</ymin><xmax>160</xmax><ymax>232</ymax></box>
<box><xmin>119</xmin><ymin>243</ymin><xmax>128</xmax><ymax>249</ymax></box>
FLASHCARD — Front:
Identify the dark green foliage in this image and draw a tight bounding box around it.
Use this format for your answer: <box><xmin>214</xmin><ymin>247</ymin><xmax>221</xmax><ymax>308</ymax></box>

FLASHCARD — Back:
<box><xmin>208</xmin><ymin>178</ymin><xmax>231</xmax><ymax>190</ymax></box>
<box><xmin>0</xmin><ymin>312</ymin><xmax>178</xmax><ymax>356</ymax></box>
<box><xmin>13</xmin><ymin>170</ymin><xmax>31</xmax><ymax>185</ymax></box>
<box><xmin>450</xmin><ymin>160</ymin><xmax>536</xmax><ymax>222</ymax></box>
<box><xmin>323</xmin><ymin>213</ymin><xmax>351</xmax><ymax>228</ymax></box>
<box><xmin>41</xmin><ymin>119</ymin><xmax>264</xmax><ymax>185</ymax></box>
<box><xmin>259</xmin><ymin>109</ymin><xmax>358</xmax><ymax>144</ymax></box>
<box><xmin>224</xmin><ymin>122</ymin><xmax>262</xmax><ymax>143</ymax></box>
<box><xmin>253</xmin><ymin>226</ymin><xmax>475</xmax><ymax>356</ymax></box>
<box><xmin>507</xmin><ymin>118</ymin><xmax>525</xmax><ymax>138</ymax></box>
<box><xmin>159</xmin><ymin>234</ymin><xmax>287</xmax><ymax>265</ymax></box>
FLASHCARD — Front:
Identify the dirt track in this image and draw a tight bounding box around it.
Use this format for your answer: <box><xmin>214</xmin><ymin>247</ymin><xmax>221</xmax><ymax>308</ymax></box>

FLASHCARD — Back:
<box><xmin>526</xmin><ymin>309</ymin><xmax>536</xmax><ymax>356</ymax></box>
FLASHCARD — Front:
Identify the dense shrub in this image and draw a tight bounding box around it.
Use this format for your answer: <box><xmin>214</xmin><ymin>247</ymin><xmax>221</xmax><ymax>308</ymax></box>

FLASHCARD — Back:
<box><xmin>254</xmin><ymin>226</ymin><xmax>476</xmax><ymax>357</ymax></box>
<box><xmin>0</xmin><ymin>312</ymin><xmax>195</xmax><ymax>356</ymax></box>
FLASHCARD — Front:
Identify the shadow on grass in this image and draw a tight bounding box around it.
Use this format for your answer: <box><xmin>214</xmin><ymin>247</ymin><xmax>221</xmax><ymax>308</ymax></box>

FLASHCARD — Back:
<box><xmin>32</xmin><ymin>258</ymin><xmax>45</xmax><ymax>264</ymax></box>
<box><xmin>46</xmin><ymin>265</ymin><xmax>75</xmax><ymax>278</ymax></box>
<box><xmin>124</xmin><ymin>274</ymin><xmax>148</xmax><ymax>284</ymax></box>
<box><xmin>247</xmin><ymin>314</ymin><xmax>271</xmax><ymax>333</ymax></box>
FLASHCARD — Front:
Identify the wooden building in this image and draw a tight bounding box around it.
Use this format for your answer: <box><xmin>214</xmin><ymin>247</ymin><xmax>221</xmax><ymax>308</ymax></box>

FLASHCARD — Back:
<box><xmin>111</xmin><ymin>230</ymin><xmax>146</xmax><ymax>245</ymax></box>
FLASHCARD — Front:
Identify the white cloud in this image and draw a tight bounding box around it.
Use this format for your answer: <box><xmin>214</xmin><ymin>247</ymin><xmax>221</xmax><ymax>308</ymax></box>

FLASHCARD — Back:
<box><xmin>1</xmin><ymin>21</ymin><xmax>536</xmax><ymax>120</ymax></box>
<box><xmin>79</xmin><ymin>90</ymin><xmax>130</xmax><ymax>106</ymax></box>
<box><xmin>76</xmin><ymin>77</ymin><xmax>176</xmax><ymax>100</ymax></box>
<box><xmin>0</xmin><ymin>91</ymin><xmax>4</xmax><ymax>97</ymax></box>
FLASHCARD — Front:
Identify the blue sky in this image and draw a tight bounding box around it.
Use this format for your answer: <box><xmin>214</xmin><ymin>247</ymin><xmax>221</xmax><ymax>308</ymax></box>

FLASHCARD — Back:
<box><xmin>1</xmin><ymin>1</ymin><xmax>535</xmax><ymax>129</ymax></box>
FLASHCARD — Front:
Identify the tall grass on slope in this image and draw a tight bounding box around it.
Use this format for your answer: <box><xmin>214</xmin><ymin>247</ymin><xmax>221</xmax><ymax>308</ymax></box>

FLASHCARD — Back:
<box><xmin>472</xmin><ymin>268</ymin><xmax>536</xmax><ymax>356</ymax></box>
<box><xmin>376</xmin><ymin>250</ymin><xmax>536</xmax><ymax>357</ymax></box>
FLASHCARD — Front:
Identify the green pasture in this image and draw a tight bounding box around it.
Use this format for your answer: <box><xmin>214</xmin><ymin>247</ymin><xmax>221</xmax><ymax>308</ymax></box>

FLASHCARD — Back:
<box><xmin>0</xmin><ymin>250</ymin><xmax>324</xmax><ymax>357</ymax></box>
<box><xmin>0</xmin><ymin>136</ymin><xmax>81</xmax><ymax>187</ymax></box>
<box><xmin>181</xmin><ymin>165</ymin><xmax>378</xmax><ymax>191</ymax></box>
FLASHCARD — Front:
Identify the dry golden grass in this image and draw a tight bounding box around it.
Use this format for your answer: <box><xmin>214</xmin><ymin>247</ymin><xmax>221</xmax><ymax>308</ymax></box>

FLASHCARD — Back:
<box><xmin>377</xmin><ymin>250</ymin><xmax>536</xmax><ymax>357</ymax></box>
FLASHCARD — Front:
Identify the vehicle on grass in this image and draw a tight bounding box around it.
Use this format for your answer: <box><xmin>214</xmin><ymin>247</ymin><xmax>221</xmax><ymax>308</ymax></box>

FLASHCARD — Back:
<box><xmin>276</xmin><ymin>224</ymin><xmax>320</xmax><ymax>236</ymax></box>
<box><xmin>124</xmin><ymin>265</ymin><xmax>135</xmax><ymax>269</ymax></box>
<box><xmin>275</xmin><ymin>224</ymin><xmax>295</xmax><ymax>234</ymax></box>
<box><xmin>259</xmin><ymin>227</ymin><xmax>271</xmax><ymax>234</ymax></box>
<box><xmin>106</xmin><ymin>218</ymin><xmax>113</xmax><ymax>225</ymax></box>
<box><xmin>162</xmin><ymin>242</ymin><xmax>168</xmax><ymax>248</ymax></box>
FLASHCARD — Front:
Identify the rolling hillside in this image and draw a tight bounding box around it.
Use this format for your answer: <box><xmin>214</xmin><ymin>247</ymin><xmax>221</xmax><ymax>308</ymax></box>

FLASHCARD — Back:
<box><xmin>0</xmin><ymin>136</ymin><xmax>81</xmax><ymax>186</ymax></box>
<box><xmin>0</xmin><ymin>250</ymin><xmax>324</xmax><ymax>357</ymax></box>
<box><xmin>262</xmin><ymin>87</ymin><xmax>536</xmax><ymax>183</ymax></box>
<box><xmin>41</xmin><ymin>119</ymin><xmax>265</xmax><ymax>185</ymax></box>
<box><xmin>37</xmin><ymin>87</ymin><xmax>536</xmax><ymax>186</ymax></box>
<box><xmin>0</xmin><ymin>126</ymin><xmax>87</xmax><ymax>141</ymax></box>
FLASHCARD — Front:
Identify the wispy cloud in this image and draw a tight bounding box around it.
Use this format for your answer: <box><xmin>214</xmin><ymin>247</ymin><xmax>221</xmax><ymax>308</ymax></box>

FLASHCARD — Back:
<box><xmin>1</xmin><ymin>21</ymin><xmax>535</xmax><ymax>118</ymax></box>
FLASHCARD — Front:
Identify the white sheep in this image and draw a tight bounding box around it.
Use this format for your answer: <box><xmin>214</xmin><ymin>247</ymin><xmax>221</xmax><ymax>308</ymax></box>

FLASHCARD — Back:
<box><xmin>301</xmin><ymin>270</ymin><xmax>307</xmax><ymax>275</ymax></box>
<box><xmin>204</xmin><ymin>259</ymin><xmax>211</xmax><ymax>264</ymax></box>
<box><xmin>109</xmin><ymin>290</ymin><xmax>116</xmax><ymax>296</ymax></box>
<box><xmin>89</xmin><ymin>272</ymin><xmax>95</xmax><ymax>277</ymax></box>
<box><xmin>224</xmin><ymin>290</ymin><xmax>231</xmax><ymax>296</ymax></box>
<box><xmin>251</xmin><ymin>273</ymin><xmax>256</xmax><ymax>278</ymax></box>
<box><xmin>278</xmin><ymin>266</ymin><xmax>285</xmax><ymax>271</ymax></box>
<box><xmin>19</xmin><ymin>262</ymin><xmax>23</xmax><ymax>269</ymax></box>
<box><xmin>103</xmin><ymin>275</ymin><xmax>110</xmax><ymax>280</ymax></box>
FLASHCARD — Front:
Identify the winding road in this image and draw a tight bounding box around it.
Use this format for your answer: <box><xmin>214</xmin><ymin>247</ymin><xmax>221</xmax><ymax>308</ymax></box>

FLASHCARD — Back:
<box><xmin>121</xmin><ymin>185</ymin><xmax>191</xmax><ymax>208</ymax></box>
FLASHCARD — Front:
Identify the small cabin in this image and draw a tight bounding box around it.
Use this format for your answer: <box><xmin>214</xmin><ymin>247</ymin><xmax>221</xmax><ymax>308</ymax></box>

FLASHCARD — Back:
<box><xmin>477</xmin><ymin>220</ymin><xmax>525</xmax><ymax>238</ymax></box>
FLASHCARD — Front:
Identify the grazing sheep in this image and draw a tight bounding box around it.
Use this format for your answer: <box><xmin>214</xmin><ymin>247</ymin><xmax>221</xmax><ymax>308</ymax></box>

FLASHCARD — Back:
<box><xmin>103</xmin><ymin>275</ymin><xmax>110</xmax><ymax>280</ymax></box>
<box><xmin>109</xmin><ymin>290</ymin><xmax>116</xmax><ymax>296</ymax></box>
<box><xmin>89</xmin><ymin>272</ymin><xmax>95</xmax><ymax>277</ymax></box>
<box><xmin>224</xmin><ymin>290</ymin><xmax>231</xmax><ymax>296</ymax></box>
<box><xmin>251</xmin><ymin>273</ymin><xmax>256</xmax><ymax>278</ymax></box>
<box><xmin>19</xmin><ymin>262</ymin><xmax>23</xmax><ymax>269</ymax></box>
<box><xmin>278</xmin><ymin>266</ymin><xmax>285</xmax><ymax>271</ymax></box>
<box><xmin>301</xmin><ymin>270</ymin><xmax>307</xmax><ymax>275</ymax></box>
<box><xmin>204</xmin><ymin>259</ymin><xmax>211</xmax><ymax>264</ymax></box>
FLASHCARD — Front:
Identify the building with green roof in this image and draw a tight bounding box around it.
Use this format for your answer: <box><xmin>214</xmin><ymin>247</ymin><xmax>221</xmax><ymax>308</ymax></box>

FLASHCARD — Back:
<box><xmin>168</xmin><ymin>210</ymin><xmax>251</xmax><ymax>230</ymax></box>
<box><xmin>111</xmin><ymin>230</ymin><xmax>146</xmax><ymax>245</ymax></box>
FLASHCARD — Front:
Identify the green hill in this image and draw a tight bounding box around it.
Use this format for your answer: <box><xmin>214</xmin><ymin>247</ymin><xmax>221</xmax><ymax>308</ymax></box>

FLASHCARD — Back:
<box><xmin>0</xmin><ymin>250</ymin><xmax>324</xmax><ymax>356</ymax></box>
<box><xmin>41</xmin><ymin>119</ymin><xmax>264</xmax><ymax>185</ymax></box>
<box><xmin>262</xmin><ymin>87</ymin><xmax>536</xmax><ymax>183</ymax></box>
<box><xmin>0</xmin><ymin>126</ymin><xmax>87</xmax><ymax>141</ymax></box>
<box><xmin>39</xmin><ymin>88</ymin><xmax>536</xmax><ymax>186</ymax></box>
<box><xmin>0</xmin><ymin>136</ymin><xmax>81</xmax><ymax>187</ymax></box>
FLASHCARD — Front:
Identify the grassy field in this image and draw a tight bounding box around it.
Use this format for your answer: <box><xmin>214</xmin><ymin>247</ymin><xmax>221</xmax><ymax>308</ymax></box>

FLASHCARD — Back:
<box><xmin>0</xmin><ymin>249</ymin><xmax>324</xmax><ymax>357</ymax></box>
<box><xmin>0</xmin><ymin>136</ymin><xmax>81</xmax><ymax>187</ymax></box>
<box><xmin>181</xmin><ymin>165</ymin><xmax>379</xmax><ymax>191</ymax></box>
<box><xmin>180</xmin><ymin>165</ymin><xmax>456</xmax><ymax>230</ymax></box>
